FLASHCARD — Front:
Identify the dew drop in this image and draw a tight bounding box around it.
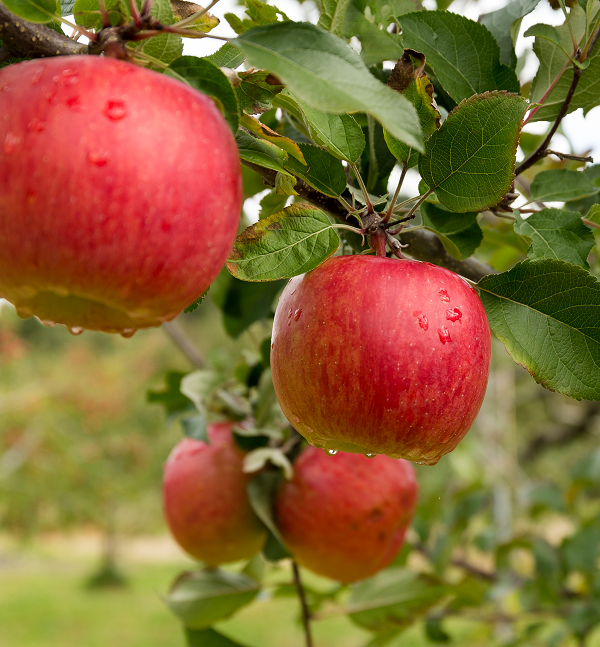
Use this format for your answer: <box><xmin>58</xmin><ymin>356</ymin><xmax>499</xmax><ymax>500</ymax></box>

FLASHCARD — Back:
<box><xmin>312</xmin><ymin>438</ymin><xmax>326</xmax><ymax>448</ymax></box>
<box><xmin>293</xmin><ymin>414</ymin><xmax>300</xmax><ymax>423</ymax></box>
<box><xmin>294</xmin><ymin>308</ymin><xmax>302</xmax><ymax>321</ymax></box>
<box><xmin>88</xmin><ymin>151</ymin><xmax>109</xmax><ymax>167</ymax></box>
<box><xmin>120</xmin><ymin>328</ymin><xmax>136</xmax><ymax>338</ymax></box>
<box><xmin>446</xmin><ymin>307</ymin><xmax>462</xmax><ymax>322</ymax></box>
<box><xmin>291</xmin><ymin>289</ymin><xmax>296</xmax><ymax>295</ymax></box>
<box><xmin>68</xmin><ymin>326</ymin><xmax>84</xmax><ymax>336</ymax></box>
<box><xmin>31</xmin><ymin>67</ymin><xmax>43</xmax><ymax>85</ymax></box>
<box><xmin>270</xmin><ymin>342</ymin><xmax>274</xmax><ymax>349</ymax></box>
<box><xmin>27</xmin><ymin>118</ymin><xmax>45</xmax><ymax>132</ymax></box>
<box><xmin>366</xmin><ymin>453</ymin><xmax>377</xmax><ymax>459</ymax></box>
<box><xmin>326</xmin><ymin>449</ymin><xmax>338</xmax><ymax>456</ymax></box>
<box><xmin>417</xmin><ymin>313</ymin><xmax>428</xmax><ymax>330</ymax></box>
<box><xmin>438</xmin><ymin>326</ymin><xmax>452</xmax><ymax>344</ymax></box>
<box><xmin>438</xmin><ymin>289</ymin><xmax>450</xmax><ymax>302</ymax></box>
<box><xmin>104</xmin><ymin>100</ymin><xmax>127</xmax><ymax>120</ymax></box>
<box><xmin>4</xmin><ymin>132</ymin><xmax>21</xmax><ymax>154</ymax></box>
<box><xmin>287</xmin><ymin>308</ymin><xmax>293</xmax><ymax>318</ymax></box>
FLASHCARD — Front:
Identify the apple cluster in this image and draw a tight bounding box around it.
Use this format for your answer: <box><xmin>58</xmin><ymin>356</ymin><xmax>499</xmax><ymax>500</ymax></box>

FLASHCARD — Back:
<box><xmin>163</xmin><ymin>423</ymin><xmax>418</xmax><ymax>583</ymax></box>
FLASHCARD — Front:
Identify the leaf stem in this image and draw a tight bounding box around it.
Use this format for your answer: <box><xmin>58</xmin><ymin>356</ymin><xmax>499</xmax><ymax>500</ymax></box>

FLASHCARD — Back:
<box><xmin>350</xmin><ymin>163</ymin><xmax>373</xmax><ymax>212</ymax></box>
<box><xmin>399</xmin><ymin>189</ymin><xmax>433</xmax><ymax>221</ymax></box>
<box><xmin>383</xmin><ymin>161</ymin><xmax>409</xmax><ymax>224</ymax></box>
<box><xmin>292</xmin><ymin>560</ymin><xmax>314</xmax><ymax>647</ymax></box>
<box><xmin>516</xmin><ymin>61</ymin><xmax>583</xmax><ymax>176</ymax></box>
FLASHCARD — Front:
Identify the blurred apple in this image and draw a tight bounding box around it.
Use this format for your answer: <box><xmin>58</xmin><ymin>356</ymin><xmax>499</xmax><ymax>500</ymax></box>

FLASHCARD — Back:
<box><xmin>0</xmin><ymin>56</ymin><xmax>241</xmax><ymax>335</ymax></box>
<box><xmin>271</xmin><ymin>256</ymin><xmax>491</xmax><ymax>465</ymax></box>
<box><xmin>163</xmin><ymin>422</ymin><xmax>267</xmax><ymax>565</ymax></box>
<box><xmin>275</xmin><ymin>447</ymin><xmax>417</xmax><ymax>582</ymax></box>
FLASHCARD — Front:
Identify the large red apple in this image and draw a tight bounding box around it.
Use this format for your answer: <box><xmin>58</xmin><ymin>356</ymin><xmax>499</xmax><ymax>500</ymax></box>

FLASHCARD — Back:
<box><xmin>271</xmin><ymin>256</ymin><xmax>491</xmax><ymax>465</ymax></box>
<box><xmin>275</xmin><ymin>447</ymin><xmax>417</xmax><ymax>582</ymax></box>
<box><xmin>163</xmin><ymin>422</ymin><xmax>267</xmax><ymax>565</ymax></box>
<box><xmin>0</xmin><ymin>56</ymin><xmax>241</xmax><ymax>335</ymax></box>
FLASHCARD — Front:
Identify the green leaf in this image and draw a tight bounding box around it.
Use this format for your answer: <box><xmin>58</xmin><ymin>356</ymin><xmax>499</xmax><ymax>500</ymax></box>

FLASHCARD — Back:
<box><xmin>225</xmin><ymin>0</ymin><xmax>288</xmax><ymax>34</ymax></box>
<box><xmin>168</xmin><ymin>57</ymin><xmax>239</xmax><ymax>133</ymax></box>
<box><xmin>243</xmin><ymin>447</ymin><xmax>293</xmax><ymax>479</ymax></box>
<box><xmin>561</xmin><ymin>526</ymin><xmax>600</xmax><ymax>571</ymax></box>
<box><xmin>341</xmin><ymin>0</ymin><xmax>405</xmax><ymax>66</ymax></box>
<box><xmin>204</xmin><ymin>43</ymin><xmax>246</xmax><ymax>69</ymax></box>
<box><xmin>529</xmin><ymin>169</ymin><xmax>600</xmax><ymax>204</ymax></box>
<box><xmin>186</xmin><ymin>628</ymin><xmax>250</xmax><ymax>647</ymax></box>
<box><xmin>425</xmin><ymin>617</ymin><xmax>452</xmax><ymax>643</ymax></box>
<box><xmin>348</xmin><ymin>567</ymin><xmax>447</xmax><ymax>632</ymax></box>
<box><xmin>479</xmin><ymin>0</ymin><xmax>541</xmax><ymax>67</ymax></box>
<box><xmin>477</xmin><ymin>259</ymin><xmax>600</xmax><ymax>401</ymax></box>
<box><xmin>385</xmin><ymin>50</ymin><xmax>442</xmax><ymax>168</ymax></box>
<box><xmin>72</xmin><ymin>0</ymin><xmax>122</xmax><ymax>28</ymax></box>
<box><xmin>420</xmin><ymin>202</ymin><xmax>483</xmax><ymax>260</ymax></box>
<box><xmin>226</xmin><ymin>203</ymin><xmax>340</xmax><ymax>281</ymax></box>
<box><xmin>584</xmin><ymin>203</ymin><xmax>600</xmax><ymax>228</ymax></box>
<box><xmin>514</xmin><ymin>208</ymin><xmax>596</xmax><ymax>268</ymax></box>
<box><xmin>363</xmin><ymin>117</ymin><xmax>398</xmax><ymax>195</ymax></box>
<box><xmin>247</xmin><ymin>471</ymin><xmax>291</xmax><ymax>560</ymax></box>
<box><xmin>235</xmin><ymin>131</ymin><xmax>290</xmax><ymax>175</ymax></box>
<box><xmin>236</xmin><ymin>69</ymin><xmax>285</xmax><ymax>115</ymax></box>
<box><xmin>524</xmin><ymin>23</ymin><xmax>570</xmax><ymax>54</ymax></box>
<box><xmin>239</xmin><ymin>114</ymin><xmax>304</xmax><ymax>162</ymax></box>
<box><xmin>3</xmin><ymin>0</ymin><xmax>57</xmax><ymax>22</ymax></box>
<box><xmin>60</xmin><ymin>0</ymin><xmax>74</xmax><ymax>14</ymax></box>
<box><xmin>399</xmin><ymin>11</ymin><xmax>520</xmax><ymax>104</ymax></box>
<box><xmin>164</xmin><ymin>569</ymin><xmax>259</xmax><ymax>629</ymax></box>
<box><xmin>284</xmin><ymin>143</ymin><xmax>347</xmax><ymax>197</ymax></box>
<box><xmin>529</xmin><ymin>5</ymin><xmax>600</xmax><ymax>122</ymax></box>
<box><xmin>134</xmin><ymin>0</ymin><xmax>182</xmax><ymax>66</ymax></box>
<box><xmin>276</xmin><ymin>91</ymin><xmax>365</xmax><ymax>162</ymax></box>
<box><xmin>211</xmin><ymin>270</ymin><xmax>285</xmax><ymax>337</ymax></box>
<box><xmin>146</xmin><ymin>371</ymin><xmax>193</xmax><ymax>417</ymax></box>
<box><xmin>180</xmin><ymin>413</ymin><xmax>208</xmax><ymax>442</ymax></box>
<box><xmin>318</xmin><ymin>0</ymin><xmax>351</xmax><ymax>36</ymax></box>
<box><xmin>419</xmin><ymin>92</ymin><xmax>528</xmax><ymax>212</ymax></box>
<box><xmin>260</xmin><ymin>191</ymin><xmax>289</xmax><ymax>219</ymax></box>
<box><xmin>232</xmin><ymin>22</ymin><xmax>423</xmax><ymax>150</ymax></box>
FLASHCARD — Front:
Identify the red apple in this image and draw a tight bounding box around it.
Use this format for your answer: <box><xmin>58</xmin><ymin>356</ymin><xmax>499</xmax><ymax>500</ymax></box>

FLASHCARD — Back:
<box><xmin>275</xmin><ymin>447</ymin><xmax>417</xmax><ymax>582</ymax></box>
<box><xmin>163</xmin><ymin>422</ymin><xmax>267</xmax><ymax>565</ymax></box>
<box><xmin>271</xmin><ymin>256</ymin><xmax>491</xmax><ymax>465</ymax></box>
<box><xmin>0</xmin><ymin>56</ymin><xmax>242</xmax><ymax>335</ymax></box>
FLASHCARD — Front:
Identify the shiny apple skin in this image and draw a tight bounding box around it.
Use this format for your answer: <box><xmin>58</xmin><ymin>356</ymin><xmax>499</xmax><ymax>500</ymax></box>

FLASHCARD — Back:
<box><xmin>163</xmin><ymin>422</ymin><xmax>266</xmax><ymax>566</ymax></box>
<box><xmin>0</xmin><ymin>56</ymin><xmax>242</xmax><ymax>334</ymax></box>
<box><xmin>270</xmin><ymin>255</ymin><xmax>491</xmax><ymax>465</ymax></box>
<box><xmin>275</xmin><ymin>447</ymin><xmax>417</xmax><ymax>583</ymax></box>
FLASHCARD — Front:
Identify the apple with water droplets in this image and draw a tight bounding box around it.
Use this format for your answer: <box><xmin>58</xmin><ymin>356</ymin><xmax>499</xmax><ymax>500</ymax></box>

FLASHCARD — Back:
<box><xmin>275</xmin><ymin>446</ymin><xmax>417</xmax><ymax>582</ymax></box>
<box><xmin>0</xmin><ymin>56</ymin><xmax>242</xmax><ymax>335</ymax></box>
<box><xmin>163</xmin><ymin>422</ymin><xmax>267</xmax><ymax>565</ymax></box>
<box><xmin>270</xmin><ymin>256</ymin><xmax>491</xmax><ymax>465</ymax></box>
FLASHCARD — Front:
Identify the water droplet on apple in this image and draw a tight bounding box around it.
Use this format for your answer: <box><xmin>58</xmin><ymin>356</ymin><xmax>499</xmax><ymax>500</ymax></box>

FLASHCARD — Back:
<box><xmin>120</xmin><ymin>328</ymin><xmax>137</xmax><ymax>338</ymax></box>
<box><xmin>40</xmin><ymin>319</ymin><xmax>57</xmax><ymax>327</ymax></box>
<box><xmin>312</xmin><ymin>438</ymin><xmax>325</xmax><ymax>448</ymax></box>
<box><xmin>4</xmin><ymin>132</ymin><xmax>22</xmax><ymax>154</ymax></box>
<box><xmin>27</xmin><ymin>118</ymin><xmax>45</xmax><ymax>133</ymax></box>
<box><xmin>31</xmin><ymin>67</ymin><xmax>44</xmax><ymax>85</ymax></box>
<box><xmin>52</xmin><ymin>286</ymin><xmax>69</xmax><ymax>297</ymax></box>
<box><xmin>290</xmin><ymin>289</ymin><xmax>296</xmax><ymax>295</ymax></box>
<box><xmin>88</xmin><ymin>151</ymin><xmax>109</xmax><ymax>167</ymax></box>
<box><xmin>270</xmin><ymin>342</ymin><xmax>274</xmax><ymax>349</ymax></box>
<box><xmin>68</xmin><ymin>326</ymin><xmax>84</xmax><ymax>336</ymax></box>
<box><xmin>438</xmin><ymin>289</ymin><xmax>450</xmax><ymax>302</ymax></box>
<box><xmin>326</xmin><ymin>449</ymin><xmax>338</xmax><ymax>456</ymax></box>
<box><xmin>294</xmin><ymin>308</ymin><xmax>302</xmax><ymax>321</ymax></box>
<box><xmin>446</xmin><ymin>307</ymin><xmax>462</xmax><ymax>322</ymax></box>
<box><xmin>438</xmin><ymin>326</ymin><xmax>452</xmax><ymax>344</ymax></box>
<box><xmin>104</xmin><ymin>100</ymin><xmax>127</xmax><ymax>120</ymax></box>
<box><xmin>287</xmin><ymin>308</ymin><xmax>293</xmax><ymax>318</ymax></box>
<box><xmin>292</xmin><ymin>414</ymin><xmax>300</xmax><ymax>423</ymax></box>
<box><xmin>417</xmin><ymin>313</ymin><xmax>428</xmax><ymax>330</ymax></box>
<box><xmin>366</xmin><ymin>453</ymin><xmax>376</xmax><ymax>459</ymax></box>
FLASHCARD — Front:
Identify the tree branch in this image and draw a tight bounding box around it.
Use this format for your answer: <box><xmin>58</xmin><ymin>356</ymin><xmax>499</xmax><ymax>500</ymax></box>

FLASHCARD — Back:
<box><xmin>516</xmin><ymin>63</ymin><xmax>583</xmax><ymax>176</ymax></box>
<box><xmin>243</xmin><ymin>161</ymin><xmax>495</xmax><ymax>282</ymax></box>
<box><xmin>292</xmin><ymin>560</ymin><xmax>314</xmax><ymax>647</ymax></box>
<box><xmin>162</xmin><ymin>320</ymin><xmax>205</xmax><ymax>368</ymax></box>
<box><xmin>520</xmin><ymin>400</ymin><xmax>600</xmax><ymax>463</ymax></box>
<box><xmin>0</xmin><ymin>4</ymin><xmax>88</xmax><ymax>59</ymax></box>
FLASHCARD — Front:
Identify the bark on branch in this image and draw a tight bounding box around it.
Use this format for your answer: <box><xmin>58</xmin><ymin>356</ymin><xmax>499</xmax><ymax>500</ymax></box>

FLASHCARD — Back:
<box><xmin>243</xmin><ymin>161</ymin><xmax>495</xmax><ymax>283</ymax></box>
<box><xmin>0</xmin><ymin>4</ymin><xmax>88</xmax><ymax>59</ymax></box>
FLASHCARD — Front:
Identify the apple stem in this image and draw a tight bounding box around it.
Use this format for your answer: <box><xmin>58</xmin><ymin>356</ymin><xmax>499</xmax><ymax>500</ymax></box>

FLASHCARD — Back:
<box><xmin>292</xmin><ymin>560</ymin><xmax>314</xmax><ymax>647</ymax></box>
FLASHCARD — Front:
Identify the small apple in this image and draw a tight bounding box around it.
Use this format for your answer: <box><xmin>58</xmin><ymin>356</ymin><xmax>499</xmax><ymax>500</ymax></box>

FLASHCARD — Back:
<box><xmin>275</xmin><ymin>447</ymin><xmax>417</xmax><ymax>583</ymax></box>
<box><xmin>0</xmin><ymin>56</ymin><xmax>242</xmax><ymax>335</ymax></box>
<box><xmin>163</xmin><ymin>422</ymin><xmax>267</xmax><ymax>565</ymax></box>
<box><xmin>271</xmin><ymin>256</ymin><xmax>491</xmax><ymax>465</ymax></box>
